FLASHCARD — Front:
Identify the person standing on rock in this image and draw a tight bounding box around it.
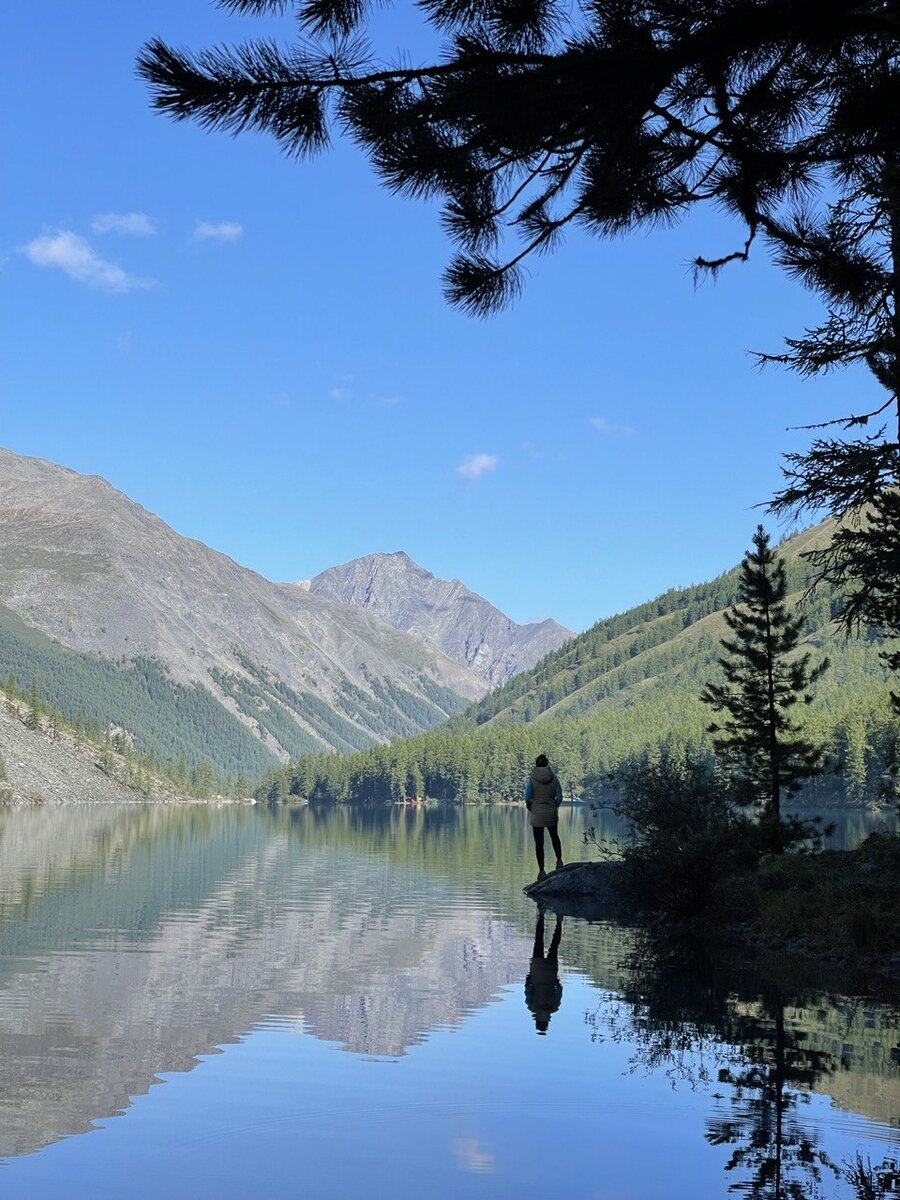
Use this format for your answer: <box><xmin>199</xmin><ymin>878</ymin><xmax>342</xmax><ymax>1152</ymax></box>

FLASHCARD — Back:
<box><xmin>524</xmin><ymin>754</ymin><xmax>563</xmax><ymax>881</ymax></box>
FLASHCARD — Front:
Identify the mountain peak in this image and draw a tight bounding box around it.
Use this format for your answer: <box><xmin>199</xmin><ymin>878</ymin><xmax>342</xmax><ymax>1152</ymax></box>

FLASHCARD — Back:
<box><xmin>310</xmin><ymin>552</ymin><xmax>572</xmax><ymax>685</ymax></box>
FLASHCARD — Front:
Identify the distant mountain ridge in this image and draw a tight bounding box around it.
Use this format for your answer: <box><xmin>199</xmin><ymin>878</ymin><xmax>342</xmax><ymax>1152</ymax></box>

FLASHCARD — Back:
<box><xmin>309</xmin><ymin>551</ymin><xmax>573</xmax><ymax>685</ymax></box>
<box><xmin>0</xmin><ymin>447</ymin><xmax>486</xmax><ymax>777</ymax></box>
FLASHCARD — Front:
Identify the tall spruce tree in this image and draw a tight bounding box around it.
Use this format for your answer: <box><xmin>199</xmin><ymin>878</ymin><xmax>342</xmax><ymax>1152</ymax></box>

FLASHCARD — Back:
<box><xmin>701</xmin><ymin>526</ymin><xmax>829</xmax><ymax>832</ymax></box>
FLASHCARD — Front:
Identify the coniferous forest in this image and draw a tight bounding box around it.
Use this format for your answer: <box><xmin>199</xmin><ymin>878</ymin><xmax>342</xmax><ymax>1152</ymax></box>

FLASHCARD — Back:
<box><xmin>0</xmin><ymin>601</ymin><xmax>277</xmax><ymax>786</ymax></box>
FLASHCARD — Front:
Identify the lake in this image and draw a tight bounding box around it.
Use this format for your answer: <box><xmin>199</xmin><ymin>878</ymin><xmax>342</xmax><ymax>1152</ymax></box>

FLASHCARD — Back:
<box><xmin>0</xmin><ymin>802</ymin><xmax>895</xmax><ymax>1198</ymax></box>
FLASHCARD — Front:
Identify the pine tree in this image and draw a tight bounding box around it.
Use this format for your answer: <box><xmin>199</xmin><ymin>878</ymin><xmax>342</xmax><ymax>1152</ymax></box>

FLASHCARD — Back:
<box><xmin>25</xmin><ymin>679</ymin><xmax>45</xmax><ymax>729</ymax></box>
<box><xmin>701</xmin><ymin>527</ymin><xmax>829</xmax><ymax>837</ymax></box>
<box><xmin>99</xmin><ymin>741</ymin><xmax>115</xmax><ymax>776</ymax></box>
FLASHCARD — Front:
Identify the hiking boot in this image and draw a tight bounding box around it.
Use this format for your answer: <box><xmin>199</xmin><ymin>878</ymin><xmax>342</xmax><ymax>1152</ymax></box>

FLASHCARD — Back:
<box><xmin>555</xmin><ymin>859</ymin><xmax>564</xmax><ymax>871</ymax></box>
<box><xmin>536</xmin><ymin>869</ymin><xmax>547</xmax><ymax>882</ymax></box>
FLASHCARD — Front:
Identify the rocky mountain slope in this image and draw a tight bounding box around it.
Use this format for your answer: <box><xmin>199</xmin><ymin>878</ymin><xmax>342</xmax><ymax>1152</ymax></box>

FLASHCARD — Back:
<box><xmin>0</xmin><ymin>688</ymin><xmax>188</xmax><ymax>805</ymax></box>
<box><xmin>0</xmin><ymin>448</ymin><xmax>485</xmax><ymax>773</ymax></box>
<box><xmin>307</xmin><ymin>551</ymin><xmax>572</xmax><ymax>685</ymax></box>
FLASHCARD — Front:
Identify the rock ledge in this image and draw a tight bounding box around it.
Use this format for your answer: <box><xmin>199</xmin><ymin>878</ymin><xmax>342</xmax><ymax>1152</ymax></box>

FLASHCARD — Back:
<box><xmin>523</xmin><ymin>861</ymin><xmax>625</xmax><ymax>920</ymax></box>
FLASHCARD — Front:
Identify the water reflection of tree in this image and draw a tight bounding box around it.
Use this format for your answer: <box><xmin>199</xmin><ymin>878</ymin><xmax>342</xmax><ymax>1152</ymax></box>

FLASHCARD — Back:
<box><xmin>588</xmin><ymin>937</ymin><xmax>870</xmax><ymax>1200</ymax></box>
<box><xmin>705</xmin><ymin>994</ymin><xmax>838</xmax><ymax>1199</ymax></box>
<box><xmin>843</xmin><ymin>1153</ymin><xmax>899</xmax><ymax>1200</ymax></box>
<box><xmin>588</xmin><ymin>939</ymin><xmax>733</xmax><ymax>1090</ymax></box>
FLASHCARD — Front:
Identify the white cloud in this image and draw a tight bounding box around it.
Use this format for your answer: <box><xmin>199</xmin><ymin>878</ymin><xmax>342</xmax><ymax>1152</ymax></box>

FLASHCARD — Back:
<box><xmin>92</xmin><ymin>211</ymin><xmax>156</xmax><ymax>237</ymax></box>
<box><xmin>455</xmin><ymin>452</ymin><xmax>498</xmax><ymax>481</ymax></box>
<box><xmin>328</xmin><ymin>387</ymin><xmax>352</xmax><ymax>401</ymax></box>
<box><xmin>589</xmin><ymin>415</ymin><xmax>637</xmax><ymax>437</ymax></box>
<box><xmin>195</xmin><ymin>220</ymin><xmax>243</xmax><ymax>242</ymax></box>
<box><xmin>22</xmin><ymin>230</ymin><xmax>153</xmax><ymax>293</ymax></box>
<box><xmin>453</xmin><ymin>1138</ymin><xmax>495</xmax><ymax>1175</ymax></box>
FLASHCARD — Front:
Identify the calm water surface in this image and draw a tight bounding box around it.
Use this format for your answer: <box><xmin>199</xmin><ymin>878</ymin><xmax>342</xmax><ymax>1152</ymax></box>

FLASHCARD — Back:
<box><xmin>0</xmin><ymin>803</ymin><xmax>895</xmax><ymax>1199</ymax></box>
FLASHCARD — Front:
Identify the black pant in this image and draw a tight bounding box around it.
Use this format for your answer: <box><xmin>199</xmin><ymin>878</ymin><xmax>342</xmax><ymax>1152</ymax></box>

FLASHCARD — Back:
<box><xmin>532</xmin><ymin>824</ymin><xmax>562</xmax><ymax>871</ymax></box>
<box><xmin>531</xmin><ymin>911</ymin><xmax>563</xmax><ymax>961</ymax></box>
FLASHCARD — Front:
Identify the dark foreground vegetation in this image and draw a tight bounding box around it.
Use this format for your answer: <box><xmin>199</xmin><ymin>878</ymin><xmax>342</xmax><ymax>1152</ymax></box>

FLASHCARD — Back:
<box><xmin>574</xmin><ymin>525</ymin><xmax>900</xmax><ymax>982</ymax></box>
<box><xmin>585</xmin><ymin>744</ymin><xmax>900</xmax><ymax>983</ymax></box>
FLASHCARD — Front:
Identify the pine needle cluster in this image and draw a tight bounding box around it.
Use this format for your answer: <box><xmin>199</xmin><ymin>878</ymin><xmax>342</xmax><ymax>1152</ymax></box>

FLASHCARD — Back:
<box><xmin>802</xmin><ymin>489</ymin><xmax>900</xmax><ymax>715</ymax></box>
<box><xmin>139</xmin><ymin>3</ymin><xmax>900</xmax><ymax>317</ymax></box>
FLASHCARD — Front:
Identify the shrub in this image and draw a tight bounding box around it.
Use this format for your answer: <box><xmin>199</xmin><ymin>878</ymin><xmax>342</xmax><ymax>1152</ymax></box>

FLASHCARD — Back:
<box><xmin>609</xmin><ymin>743</ymin><xmax>762</xmax><ymax>919</ymax></box>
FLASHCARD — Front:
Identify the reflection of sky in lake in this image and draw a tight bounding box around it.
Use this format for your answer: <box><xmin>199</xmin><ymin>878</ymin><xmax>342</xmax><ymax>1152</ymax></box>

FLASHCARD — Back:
<box><xmin>0</xmin><ymin>804</ymin><xmax>894</xmax><ymax>1199</ymax></box>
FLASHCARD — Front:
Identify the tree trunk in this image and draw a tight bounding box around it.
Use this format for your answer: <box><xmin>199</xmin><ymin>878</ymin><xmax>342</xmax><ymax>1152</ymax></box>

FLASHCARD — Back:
<box><xmin>762</xmin><ymin>568</ymin><xmax>781</xmax><ymax>836</ymax></box>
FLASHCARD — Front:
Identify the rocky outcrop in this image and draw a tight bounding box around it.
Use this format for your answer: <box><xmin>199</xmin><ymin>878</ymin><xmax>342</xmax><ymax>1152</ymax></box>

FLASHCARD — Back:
<box><xmin>523</xmin><ymin>860</ymin><xmax>627</xmax><ymax>919</ymax></box>
<box><xmin>0</xmin><ymin>695</ymin><xmax>183</xmax><ymax>806</ymax></box>
<box><xmin>309</xmin><ymin>551</ymin><xmax>573</xmax><ymax>685</ymax></box>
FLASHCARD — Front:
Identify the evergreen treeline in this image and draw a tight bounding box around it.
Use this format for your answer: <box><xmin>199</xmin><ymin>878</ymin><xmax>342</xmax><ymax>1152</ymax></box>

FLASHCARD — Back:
<box><xmin>0</xmin><ymin>603</ymin><xmax>276</xmax><ymax>783</ymax></box>
<box><xmin>257</xmin><ymin>685</ymin><xmax>897</xmax><ymax>808</ymax></box>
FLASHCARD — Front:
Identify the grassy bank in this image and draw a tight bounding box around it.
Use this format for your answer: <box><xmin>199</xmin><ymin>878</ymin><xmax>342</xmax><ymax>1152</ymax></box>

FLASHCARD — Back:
<box><xmin>720</xmin><ymin>833</ymin><xmax>900</xmax><ymax>979</ymax></box>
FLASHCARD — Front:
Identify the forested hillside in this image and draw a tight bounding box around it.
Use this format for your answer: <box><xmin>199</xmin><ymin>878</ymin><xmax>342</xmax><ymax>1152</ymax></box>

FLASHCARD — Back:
<box><xmin>0</xmin><ymin>602</ymin><xmax>277</xmax><ymax>784</ymax></box>
<box><xmin>258</xmin><ymin>522</ymin><xmax>899</xmax><ymax>807</ymax></box>
<box><xmin>451</xmin><ymin>523</ymin><xmax>838</xmax><ymax>729</ymax></box>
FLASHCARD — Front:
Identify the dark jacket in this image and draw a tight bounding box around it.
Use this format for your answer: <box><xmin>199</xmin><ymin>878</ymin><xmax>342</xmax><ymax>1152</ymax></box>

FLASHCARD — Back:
<box><xmin>524</xmin><ymin>766</ymin><xmax>562</xmax><ymax>828</ymax></box>
<box><xmin>525</xmin><ymin>956</ymin><xmax>563</xmax><ymax>1021</ymax></box>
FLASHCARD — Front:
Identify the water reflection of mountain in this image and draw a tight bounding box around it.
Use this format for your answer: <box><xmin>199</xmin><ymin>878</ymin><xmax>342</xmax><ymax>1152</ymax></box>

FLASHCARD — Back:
<box><xmin>0</xmin><ymin>804</ymin><xmax>895</xmax><ymax>1166</ymax></box>
<box><xmin>0</xmin><ymin>805</ymin><xmax>536</xmax><ymax>1159</ymax></box>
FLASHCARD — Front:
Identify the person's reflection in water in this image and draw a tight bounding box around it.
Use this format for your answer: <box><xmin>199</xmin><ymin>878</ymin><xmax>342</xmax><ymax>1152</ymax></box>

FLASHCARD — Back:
<box><xmin>525</xmin><ymin>911</ymin><xmax>563</xmax><ymax>1035</ymax></box>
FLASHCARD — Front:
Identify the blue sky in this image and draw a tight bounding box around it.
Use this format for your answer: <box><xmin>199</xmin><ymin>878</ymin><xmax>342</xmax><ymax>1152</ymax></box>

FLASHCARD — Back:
<box><xmin>2</xmin><ymin>1</ymin><xmax>879</xmax><ymax>632</ymax></box>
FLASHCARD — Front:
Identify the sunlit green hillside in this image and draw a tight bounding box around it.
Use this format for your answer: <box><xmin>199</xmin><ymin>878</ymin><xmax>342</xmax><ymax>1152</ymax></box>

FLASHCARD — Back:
<box><xmin>453</xmin><ymin>521</ymin><xmax>845</xmax><ymax>728</ymax></box>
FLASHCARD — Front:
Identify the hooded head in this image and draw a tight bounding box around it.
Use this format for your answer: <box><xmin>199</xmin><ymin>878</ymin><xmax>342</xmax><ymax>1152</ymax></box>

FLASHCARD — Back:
<box><xmin>531</xmin><ymin>754</ymin><xmax>555</xmax><ymax>785</ymax></box>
